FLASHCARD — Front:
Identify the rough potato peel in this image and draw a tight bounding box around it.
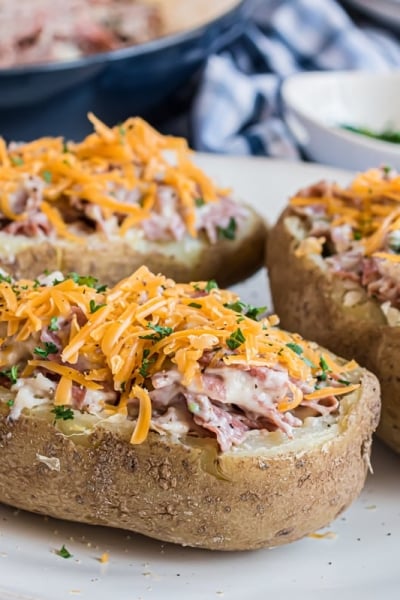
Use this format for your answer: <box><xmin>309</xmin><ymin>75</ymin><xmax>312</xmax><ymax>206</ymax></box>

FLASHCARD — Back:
<box><xmin>0</xmin><ymin>267</ymin><xmax>380</xmax><ymax>550</ymax></box>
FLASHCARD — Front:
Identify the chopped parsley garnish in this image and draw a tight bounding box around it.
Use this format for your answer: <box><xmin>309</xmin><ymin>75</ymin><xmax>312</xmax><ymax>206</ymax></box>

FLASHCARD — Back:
<box><xmin>89</xmin><ymin>299</ymin><xmax>106</xmax><ymax>313</ymax></box>
<box><xmin>319</xmin><ymin>355</ymin><xmax>330</xmax><ymax>381</ymax></box>
<box><xmin>338</xmin><ymin>378</ymin><xmax>351</xmax><ymax>386</ymax></box>
<box><xmin>224</xmin><ymin>300</ymin><xmax>266</xmax><ymax>321</ymax></box>
<box><xmin>139</xmin><ymin>349</ymin><xmax>156</xmax><ymax>377</ymax></box>
<box><xmin>119</xmin><ymin>124</ymin><xmax>126</xmax><ymax>137</ymax></box>
<box><xmin>353</xmin><ymin>230</ymin><xmax>362</xmax><ymax>241</ymax></box>
<box><xmin>57</xmin><ymin>545</ymin><xmax>72</xmax><ymax>559</ymax></box>
<box><xmin>205</xmin><ymin>280</ymin><xmax>218</xmax><ymax>293</ymax></box>
<box><xmin>286</xmin><ymin>342</ymin><xmax>316</xmax><ymax>368</ymax></box>
<box><xmin>218</xmin><ymin>217</ymin><xmax>237</xmax><ymax>240</ymax></box>
<box><xmin>226</xmin><ymin>328</ymin><xmax>246</xmax><ymax>350</ymax></box>
<box><xmin>195</xmin><ymin>197</ymin><xmax>205</xmax><ymax>207</ymax></box>
<box><xmin>62</xmin><ymin>141</ymin><xmax>69</xmax><ymax>153</ymax></box>
<box><xmin>0</xmin><ymin>365</ymin><xmax>19</xmax><ymax>384</ymax></box>
<box><xmin>383</xmin><ymin>165</ymin><xmax>392</xmax><ymax>174</ymax></box>
<box><xmin>140</xmin><ymin>323</ymin><xmax>173</xmax><ymax>341</ymax></box>
<box><xmin>42</xmin><ymin>170</ymin><xmax>52</xmax><ymax>183</ymax></box>
<box><xmin>34</xmin><ymin>342</ymin><xmax>58</xmax><ymax>358</ymax></box>
<box><xmin>0</xmin><ymin>273</ymin><xmax>12</xmax><ymax>284</ymax></box>
<box><xmin>11</xmin><ymin>156</ymin><xmax>24</xmax><ymax>166</ymax></box>
<box><xmin>51</xmin><ymin>406</ymin><xmax>74</xmax><ymax>421</ymax></box>
<box><xmin>67</xmin><ymin>273</ymin><xmax>107</xmax><ymax>292</ymax></box>
<box><xmin>188</xmin><ymin>401</ymin><xmax>201</xmax><ymax>414</ymax></box>
<box><xmin>48</xmin><ymin>316</ymin><xmax>59</xmax><ymax>331</ymax></box>
<box><xmin>188</xmin><ymin>302</ymin><xmax>202</xmax><ymax>309</ymax></box>
<box><xmin>193</xmin><ymin>280</ymin><xmax>219</xmax><ymax>293</ymax></box>
<box><xmin>7</xmin><ymin>399</ymin><xmax>14</xmax><ymax>407</ymax></box>
<box><xmin>341</xmin><ymin>124</ymin><xmax>400</xmax><ymax>145</ymax></box>
<box><xmin>96</xmin><ymin>284</ymin><xmax>108</xmax><ymax>293</ymax></box>
<box><xmin>286</xmin><ymin>342</ymin><xmax>303</xmax><ymax>355</ymax></box>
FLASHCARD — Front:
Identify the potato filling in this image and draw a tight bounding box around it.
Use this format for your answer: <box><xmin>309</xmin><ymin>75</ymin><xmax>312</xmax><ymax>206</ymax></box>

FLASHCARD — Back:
<box><xmin>0</xmin><ymin>267</ymin><xmax>360</xmax><ymax>451</ymax></box>
<box><xmin>0</xmin><ymin>115</ymin><xmax>248</xmax><ymax>244</ymax></box>
<box><xmin>290</xmin><ymin>166</ymin><xmax>400</xmax><ymax>321</ymax></box>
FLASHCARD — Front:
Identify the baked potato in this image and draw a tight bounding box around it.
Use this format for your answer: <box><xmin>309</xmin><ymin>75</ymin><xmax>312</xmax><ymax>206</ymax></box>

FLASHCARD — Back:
<box><xmin>0</xmin><ymin>266</ymin><xmax>380</xmax><ymax>550</ymax></box>
<box><xmin>266</xmin><ymin>167</ymin><xmax>400</xmax><ymax>454</ymax></box>
<box><xmin>0</xmin><ymin>113</ymin><xmax>266</xmax><ymax>287</ymax></box>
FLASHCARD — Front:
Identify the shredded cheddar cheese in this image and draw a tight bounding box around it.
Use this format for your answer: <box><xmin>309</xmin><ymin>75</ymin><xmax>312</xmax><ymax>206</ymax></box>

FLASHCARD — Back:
<box><xmin>0</xmin><ymin>113</ymin><xmax>229</xmax><ymax>240</ymax></box>
<box><xmin>0</xmin><ymin>267</ymin><xmax>360</xmax><ymax>444</ymax></box>
<box><xmin>290</xmin><ymin>167</ymin><xmax>400</xmax><ymax>256</ymax></box>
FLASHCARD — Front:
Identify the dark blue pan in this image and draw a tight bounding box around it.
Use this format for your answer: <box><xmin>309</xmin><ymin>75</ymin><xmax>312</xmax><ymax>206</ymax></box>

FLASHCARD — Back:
<box><xmin>0</xmin><ymin>0</ymin><xmax>253</xmax><ymax>141</ymax></box>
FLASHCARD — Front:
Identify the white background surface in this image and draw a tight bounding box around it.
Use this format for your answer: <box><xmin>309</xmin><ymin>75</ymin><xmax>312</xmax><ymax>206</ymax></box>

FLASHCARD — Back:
<box><xmin>1</xmin><ymin>154</ymin><xmax>399</xmax><ymax>599</ymax></box>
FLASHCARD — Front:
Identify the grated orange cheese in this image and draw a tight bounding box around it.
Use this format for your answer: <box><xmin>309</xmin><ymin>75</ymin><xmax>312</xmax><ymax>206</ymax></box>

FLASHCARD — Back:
<box><xmin>0</xmin><ymin>267</ymin><xmax>360</xmax><ymax>443</ymax></box>
<box><xmin>0</xmin><ymin>113</ymin><xmax>229</xmax><ymax>241</ymax></box>
<box><xmin>304</xmin><ymin>384</ymin><xmax>360</xmax><ymax>400</ymax></box>
<box><xmin>290</xmin><ymin>168</ymin><xmax>400</xmax><ymax>257</ymax></box>
<box><xmin>129</xmin><ymin>385</ymin><xmax>152</xmax><ymax>444</ymax></box>
<box><xmin>54</xmin><ymin>376</ymin><xmax>73</xmax><ymax>406</ymax></box>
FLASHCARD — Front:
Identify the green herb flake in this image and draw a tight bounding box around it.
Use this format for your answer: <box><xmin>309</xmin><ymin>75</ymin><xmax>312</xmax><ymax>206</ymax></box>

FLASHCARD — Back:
<box><xmin>353</xmin><ymin>230</ymin><xmax>362</xmax><ymax>241</ymax></box>
<box><xmin>218</xmin><ymin>217</ymin><xmax>237</xmax><ymax>241</ymax></box>
<box><xmin>68</xmin><ymin>273</ymin><xmax>97</xmax><ymax>287</ymax></box>
<box><xmin>224</xmin><ymin>300</ymin><xmax>266</xmax><ymax>321</ymax></box>
<box><xmin>139</xmin><ymin>349</ymin><xmax>156</xmax><ymax>378</ymax></box>
<box><xmin>34</xmin><ymin>342</ymin><xmax>58</xmax><ymax>358</ymax></box>
<box><xmin>319</xmin><ymin>355</ymin><xmax>330</xmax><ymax>375</ymax></box>
<box><xmin>57</xmin><ymin>545</ymin><xmax>72</xmax><ymax>559</ymax></box>
<box><xmin>286</xmin><ymin>342</ymin><xmax>303</xmax><ymax>355</ymax></box>
<box><xmin>7</xmin><ymin>399</ymin><xmax>14</xmax><ymax>407</ymax></box>
<box><xmin>205</xmin><ymin>280</ymin><xmax>218</xmax><ymax>293</ymax></box>
<box><xmin>0</xmin><ymin>273</ymin><xmax>12</xmax><ymax>284</ymax></box>
<box><xmin>338</xmin><ymin>378</ymin><xmax>351</xmax><ymax>386</ymax></box>
<box><xmin>188</xmin><ymin>302</ymin><xmax>202</xmax><ymax>309</ymax></box>
<box><xmin>226</xmin><ymin>328</ymin><xmax>246</xmax><ymax>350</ymax></box>
<box><xmin>139</xmin><ymin>323</ymin><xmax>173</xmax><ymax>341</ymax></box>
<box><xmin>62</xmin><ymin>141</ymin><xmax>69</xmax><ymax>153</ymax></box>
<box><xmin>89</xmin><ymin>299</ymin><xmax>106</xmax><ymax>314</ymax></box>
<box><xmin>0</xmin><ymin>365</ymin><xmax>19</xmax><ymax>384</ymax></box>
<box><xmin>341</xmin><ymin>125</ymin><xmax>400</xmax><ymax>145</ymax></box>
<box><xmin>51</xmin><ymin>405</ymin><xmax>74</xmax><ymax>421</ymax></box>
<box><xmin>195</xmin><ymin>197</ymin><xmax>205</xmax><ymax>207</ymax></box>
<box><xmin>42</xmin><ymin>170</ymin><xmax>52</xmax><ymax>183</ymax></box>
<box><xmin>48</xmin><ymin>316</ymin><xmax>59</xmax><ymax>332</ymax></box>
<box><xmin>11</xmin><ymin>156</ymin><xmax>24</xmax><ymax>166</ymax></box>
<box><xmin>67</xmin><ymin>272</ymin><xmax>108</xmax><ymax>293</ymax></box>
<box><xmin>188</xmin><ymin>401</ymin><xmax>200</xmax><ymax>414</ymax></box>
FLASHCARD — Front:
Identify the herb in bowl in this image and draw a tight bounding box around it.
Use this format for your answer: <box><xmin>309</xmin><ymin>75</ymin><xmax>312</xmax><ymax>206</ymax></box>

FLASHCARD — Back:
<box><xmin>341</xmin><ymin>124</ymin><xmax>400</xmax><ymax>145</ymax></box>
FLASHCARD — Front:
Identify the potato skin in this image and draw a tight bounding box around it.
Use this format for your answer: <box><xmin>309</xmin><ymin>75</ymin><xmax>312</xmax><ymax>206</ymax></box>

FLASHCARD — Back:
<box><xmin>0</xmin><ymin>206</ymin><xmax>267</xmax><ymax>287</ymax></box>
<box><xmin>0</xmin><ymin>369</ymin><xmax>379</xmax><ymax>551</ymax></box>
<box><xmin>267</xmin><ymin>209</ymin><xmax>399</xmax><ymax>453</ymax></box>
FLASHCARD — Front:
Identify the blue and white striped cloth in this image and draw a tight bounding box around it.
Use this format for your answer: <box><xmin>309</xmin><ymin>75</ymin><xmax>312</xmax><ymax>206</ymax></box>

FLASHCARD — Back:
<box><xmin>191</xmin><ymin>0</ymin><xmax>400</xmax><ymax>158</ymax></box>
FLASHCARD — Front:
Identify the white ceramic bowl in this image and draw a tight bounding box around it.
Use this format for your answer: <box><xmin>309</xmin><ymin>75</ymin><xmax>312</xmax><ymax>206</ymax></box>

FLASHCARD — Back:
<box><xmin>282</xmin><ymin>69</ymin><xmax>400</xmax><ymax>171</ymax></box>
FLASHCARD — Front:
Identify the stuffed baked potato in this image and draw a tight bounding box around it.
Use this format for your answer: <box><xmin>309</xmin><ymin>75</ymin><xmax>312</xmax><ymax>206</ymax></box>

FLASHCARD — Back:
<box><xmin>0</xmin><ymin>113</ymin><xmax>266</xmax><ymax>286</ymax></box>
<box><xmin>267</xmin><ymin>166</ymin><xmax>400</xmax><ymax>453</ymax></box>
<box><xmin>0</xmin><ymin>266</ymin><xmax>380</xmax><ymax>550</ymax></box>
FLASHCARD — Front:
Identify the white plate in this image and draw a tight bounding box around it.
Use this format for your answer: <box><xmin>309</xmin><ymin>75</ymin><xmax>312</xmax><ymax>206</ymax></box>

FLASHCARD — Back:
<box><xmin>1</xmin><ymin>155</ymin><xmax>399</xmax><ymax>600</ymax></box>
<box><xmin>344</xmin><ymin>0</ymin><xmax>400</xmax><ymax>30</ymax></box>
